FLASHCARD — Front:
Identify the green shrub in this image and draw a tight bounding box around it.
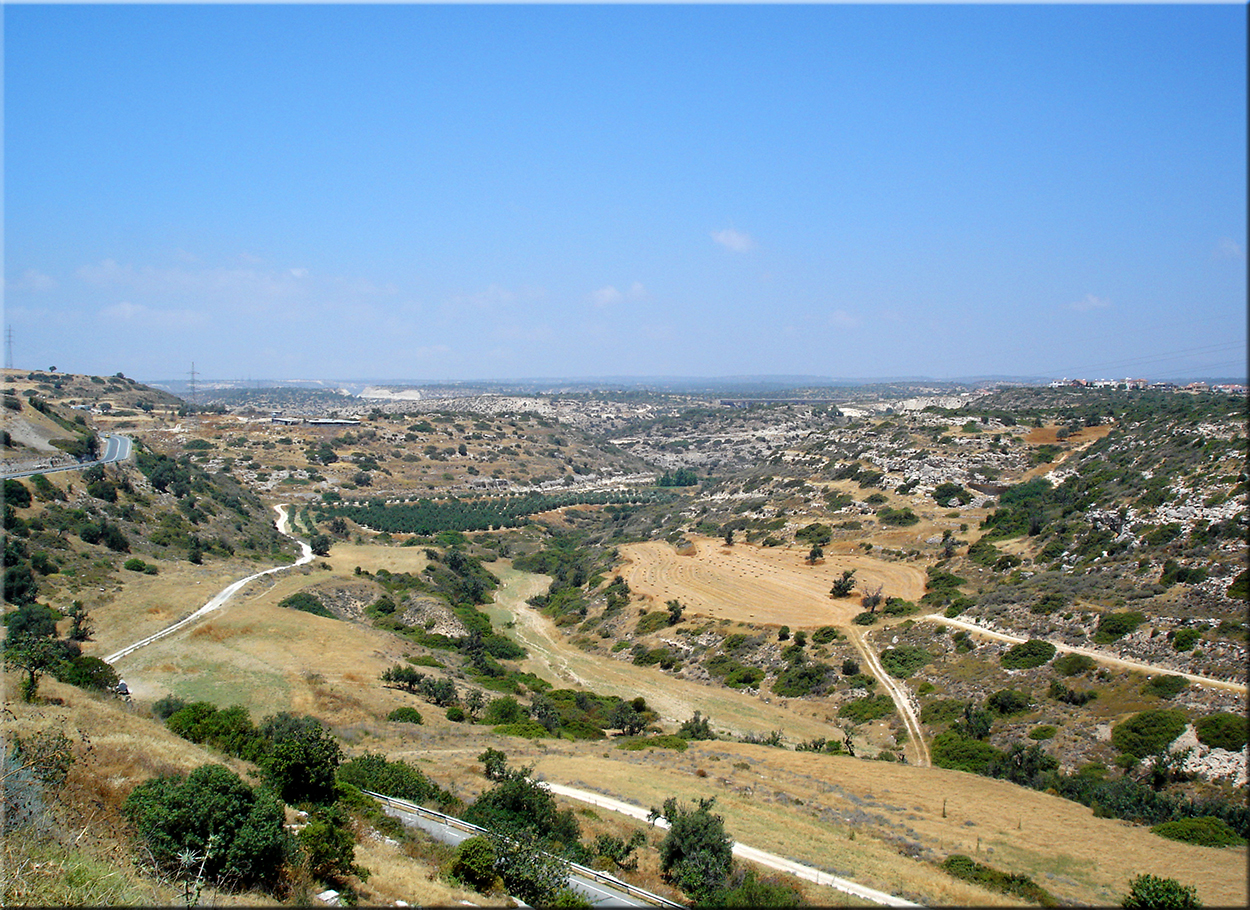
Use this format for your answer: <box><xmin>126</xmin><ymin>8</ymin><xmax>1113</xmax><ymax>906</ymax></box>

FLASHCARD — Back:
<box><xmin>124</xmin><ymin>764</ymin><xmax>286</xmax><ymax>889</ymax></box>
<box><xmin>837</xmin><ymin>694</ymin><xmax>895</xmax><ymax>724</ymax></box>
<box><xmin>941</xmin><ymin>853</ymin><xmax>1056</xmax><ymax>906</ymax></box>
<box><xmin>635</xmin><ymin>612</ymin><xmax>670</xmax><ymax>635</ymax></box>
<box><xmin>920</xmin><ymin>699</ymin><xmax>965</xmax><ymax>726</ymax></box>
<box><xmin>493</xmin><ymin>721</ymin><xmax>550</xmax><ymax>739</ymax></box>
<box><xmin>277</xmin><ymin>591</ymin><xmax>334</xmax><ymax>618</ymax></box>
<box><xmin>811</xmin><ymin>626</ymin><xmax>839</xmax><ymax>644</ymax></box>
<box><xmin>931</xmin><ymin>733</ymin><xmax>1004</xmax><ymax>775</ymax></box>
<box><xmin>617</xmin><ymin>735</ymin><xmax>688</xmax><ymax>752</ymax></box>
<box><xmin>878</xmin><ymin>646</ymin><xmax>931</xmax><ymax>678</ymax></box>
<box><xmin>986</xmin><ymin>689</ymin><xmax>1032</xmax><ymax>716</ymax></box>
<box><xmin>772</xmin><ymin>663</ymin><xmax>832</xmax><ymax>697</ymax></box>
<box><xmin>1028</xmin><ymin>725</ymin><xmax>1057</xmax><ymax>741</ymax></box>
<box><xmin>123</xmin><ymin>557</ymin><xmax>147</xmax><ymax>572</ymax></box>
<box><xmin>1121</xmin><ymin>873</ymin><xmax>1202</xmax><ymax>909</ymax></box>
<box><xmin>1094</xmin><ymin>611</ymin><xmax>1145</xmax><ymax>644</ymax></box>
<box><xmin>446</xmin><ymin>706</ymin><xmax>466</xmax><ymax>722</ymax></box>
<box><xmin>1112</xmin><ymin>710</ymin><xmax>1187</xmax><ymax>759</ymax></box>
<box><xmin>1194</xmin><ymin>713</ymin><xmax>1248</xmax><ymax>752</ymax></box>
<box><xmin>852</xmin><ymin>611</ymin><xmax>878</xmax><ymax>625</ymax></box>
<box><xmin>387</xmin><ymin>707</ymin><xmax>424</xmax><ymax>725</ymax></box>
<box><xmin>723</xmin><ymin>666</ymin><xmax>764</xmax><ymax>689</ymax></box>
<box><xmin>1053</xmin><ymin>653</ymin><xmax>1096</xmax><ymax>676</ymax></box>
<box><xmin>1000</xmin><ymin>639</ymin><xmax>1056</xmax><ymax>670</ymax></box>
<box><xmin>1150</xmin><ymin>816</ymin><xmax>1245</xmax><ymax>848</ymax></box>
<box><xmin>1171</xmin><ymin>628</ymin><xmax>1202</xmax><ymax>651</ymax></box>
<box><xmin>1143</xmin><ymin>675</ymin><xmax>1188</xmax><ymax>700</ymax></box>
<box><xmin>451</xmin><ymin>836</ymin><xmax>499</xmax><ymax>892</ymax></box>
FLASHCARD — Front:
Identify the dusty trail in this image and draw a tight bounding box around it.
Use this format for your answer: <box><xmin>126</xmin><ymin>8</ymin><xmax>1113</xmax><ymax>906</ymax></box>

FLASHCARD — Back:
<box><xmin>105</xmin><ymin>505</ymin><xmax>313</xmax><ymax>664</ymax></box>
<box><xmin>927</xmin><ymin>615</ymin><xmax>1247</xmax><ymax>693</ymax></box>
<box><xmin>488</xmin><ymin>566</ymin><xmax>842</xmax><ymax>742</ymax></box>
<box><xmin>847</xmin><ymin>626</ymin><xmax>930</xmax><ymax>767</ymax></box>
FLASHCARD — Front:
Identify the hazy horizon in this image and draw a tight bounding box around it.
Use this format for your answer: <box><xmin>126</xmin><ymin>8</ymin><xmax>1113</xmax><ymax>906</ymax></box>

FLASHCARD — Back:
<box><xmin>5</xmin><ymin>4</ymin><xmax>1246</xmax><ymax>383</ymax></box>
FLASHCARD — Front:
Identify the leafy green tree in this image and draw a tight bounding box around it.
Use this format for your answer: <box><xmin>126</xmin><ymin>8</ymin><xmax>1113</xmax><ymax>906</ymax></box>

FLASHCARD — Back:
<box><xmin>478</xmin><ymin>747</ymin><xmax>509</xmax><ymax>781</ymax></box>
<box><xmin>451</xmin><ymin>835</ymin><xmax>498</xmax><ymax>892</ymax></box>
<box><xmin>1121</xmin><ymin>874</ymin><xmax>1202</xmax><ymax>909</ymax></box>
<box><xmin>489</xmin><ymin>831</ymin><xmax>586</xmax><ymax>906</ymax></box>
<box><xmin>381</xmin><ymin>664</ymin><xmax>425</xmax><ymax>692</ymax></box>
<box><xmin>259</xmin><ymin>714</ymin><xmax>342</xmax><ymax>804</ymax></box>
<box><xmin>830</xmin><ymin>570</ymin><xmax>856</xmax><ymax>598</ymax></box>
<box><xmin>609</xmin><ymin>700</ymin><xmax>647</xmax><ymax>736</ymax></box>
<box><xmin>666</xmin><ymin>599</ymin><xmax>685</xmax><ymax>625</ymax></box>
<box><xmin>299</xmin><ymin>805</ymin><xmax>357</xmax><ymax>882</ymax></box>
<box><xmin>124</xmin><ymin>764</ymin><xmax>288</xmax><ymax>889</ymax></box>
<box><xmin>464</xmin><ymin>772</ymin><xmax>580</xmax><ymax>850</ymax></box>
<box><xmin>652</xmin><ymin>796</ymin><xmax>734</xmax><ymax>903</ymax></box>
<box><xmin>310</xmin><ymin>534</ymin><xmax>332</xmax><ymax>557</ymax></box>
<box><xmin>3</xmin><ymin>602</ymin><xmax>59</xmax><ymax>641</ymax></box>
<box><xmin>4</xmin><ymin>637</ymin><xmax>61</xmax><ymax>702</ymax></box>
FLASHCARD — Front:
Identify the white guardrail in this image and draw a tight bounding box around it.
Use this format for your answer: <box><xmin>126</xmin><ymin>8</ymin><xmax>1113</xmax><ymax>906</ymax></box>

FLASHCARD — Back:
<box><xmin>362</xmin><ymin>790</ymin><xmax>684</xmax><ymax>909</ymax></box>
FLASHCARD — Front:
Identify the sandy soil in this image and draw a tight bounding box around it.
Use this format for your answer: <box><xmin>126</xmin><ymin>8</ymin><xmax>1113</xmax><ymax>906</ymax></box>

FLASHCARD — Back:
<box><xmin>617</xmin><ymin>537</ymin><xmax>927</xmax><ymax>629</ymax></box>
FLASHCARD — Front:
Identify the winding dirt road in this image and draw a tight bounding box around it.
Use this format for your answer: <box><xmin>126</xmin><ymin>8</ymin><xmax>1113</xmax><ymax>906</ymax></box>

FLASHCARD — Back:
<box><xmin>105</xmin><ymin>505</ymin><xmax>313</xmax><ymax>664</ymax></box>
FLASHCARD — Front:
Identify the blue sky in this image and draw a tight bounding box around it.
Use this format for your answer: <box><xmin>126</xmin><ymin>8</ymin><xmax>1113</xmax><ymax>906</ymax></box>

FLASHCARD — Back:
<box><xmin>5</xmin><ymin>3</ymin><xmax>1246</xmax><ymax>383</ymax></box>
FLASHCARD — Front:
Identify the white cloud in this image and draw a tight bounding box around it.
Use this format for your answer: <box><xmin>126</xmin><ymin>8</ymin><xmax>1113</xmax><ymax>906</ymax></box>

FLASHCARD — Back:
<box><xmin>289</xmin><ymin>267</ymin><xmax>309</xmax><ymax>279</ymax></box>
<box><xmin>1212</xmin><ymin>237</ymin><xmax>1244</xmax><ymax>261</ymax></box>
<box><xmin>591</xmin><ymin>286</ymin><xmax>623</xmax><ymax>307</ymax></box>
<box><xmin>7</xmin><ymin>269</ymin><xmax>58</xmax><ymax>292</ymax></box>
<box><xmin>100</xmin><ymin>300</ymin><xmax>205</xmax><ymax>327</ymax></box>
<box><xmin>711</xmin><ymin>228</ymin><xmax>756</xmax><ymax>253</ymax></box>
<box><xmin>590</xmin><ymin>282</ymin><xmax>648</xmax><ymax>308</ymax></box>
<box><xmin>1068</xmin><ymin>294</ymin><xmax>1111</xmax><ymax>312</ymax></box>
<box><xmin>827</xmin><ymin>309</ymin><xmax>859</xmax><ymax>329</ymax></box>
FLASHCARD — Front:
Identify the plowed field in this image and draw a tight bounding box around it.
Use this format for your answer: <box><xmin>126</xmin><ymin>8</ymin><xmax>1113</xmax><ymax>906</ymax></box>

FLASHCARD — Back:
<box><xmin>617</xmin><ymin>536</ymin><xmax>927</xmax><ymax>628</ymax></box>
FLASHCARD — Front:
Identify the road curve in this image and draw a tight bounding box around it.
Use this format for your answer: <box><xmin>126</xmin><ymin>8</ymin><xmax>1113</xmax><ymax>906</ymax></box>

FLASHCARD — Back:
<box><xmin>541</xmin><ymin>782</ymin><xmax>924</xmax><ymax>908</ymax></box>
<box><xmin>105</xmin><ymin>505</ymin><xmax>314</xmax><ymax>664</ymax></box>
<box><xmin>2</xmin><ymin>432</ymin><xmax>133</xmax><ymax>479</ymax></box>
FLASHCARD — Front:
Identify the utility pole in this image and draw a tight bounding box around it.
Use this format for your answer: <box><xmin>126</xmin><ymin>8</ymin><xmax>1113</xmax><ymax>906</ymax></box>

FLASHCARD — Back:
<box><xmin>5</xmin><ymin>327</ymin><xmax>13</xmax><ymax>370</ymax></box>
<box><xmin>187</xmin><ymin>361</ymin><xmax>199</xmax><ymax>411</ymax></box>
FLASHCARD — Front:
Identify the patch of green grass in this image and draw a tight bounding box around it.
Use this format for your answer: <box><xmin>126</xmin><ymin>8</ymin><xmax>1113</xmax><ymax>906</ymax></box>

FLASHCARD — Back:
<box><xmin>616</xmin><ymin>734</ymin><xmax>688</xmax><ymax>752</ymax></box>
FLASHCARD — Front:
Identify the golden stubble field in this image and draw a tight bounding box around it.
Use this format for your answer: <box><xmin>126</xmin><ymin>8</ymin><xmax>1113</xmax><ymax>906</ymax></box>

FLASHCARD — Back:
<box><xmin>617</xmin><ymin>536</ymin><xmax>927</xmax><ymax>628</ymax></box>
<box><xmin>71</xmin><ymin>532</ymin><xmax>1247</xmax><ymax>908</ymax></box>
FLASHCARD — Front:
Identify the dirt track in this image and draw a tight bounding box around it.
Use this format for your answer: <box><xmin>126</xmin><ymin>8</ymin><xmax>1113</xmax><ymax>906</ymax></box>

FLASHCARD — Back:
<box><xmin>617</xmin><ymin>536</ymin><xmax>927</xmax><ymax>628</ymax></box>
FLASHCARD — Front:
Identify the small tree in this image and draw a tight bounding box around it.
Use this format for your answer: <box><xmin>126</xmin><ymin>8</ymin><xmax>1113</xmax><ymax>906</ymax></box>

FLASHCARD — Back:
<box><xmin>861</xmin><ymin>584</ymin><xmax>883</xmax><ymax>612</ymax></box>
<box><xmin>666</xmin><ymin>599</ymin><xmax>685</xmax><ymax>625</ymax></box>
<box><xmin>651</xmin><ymin>796</ymin><xmax>734</xmax><ymax>903</ymax></box>
<box><xmin>807</xmin><ymin>545</ymin><xmax>823</xmax><ymax>565</ymax></box>
<box><xmin>4</xmin><ymin>637</ymin><xmax>61</xmax><ymax>702</ymax></box>
<box><xmin>609</xmin><ymin>700</ymin><xmax>647</xmax><ymax>736</ymax></box>
<box><xmin>310</xmin><ymin>534</ymin><xmax>332</xmax><ymax>557</ymax></box>
<box><xmin>723</xmin><ymin>527</ymin><xmax>734</xmax><ymax>547</ymax></box>
<box><xmin>66</xmin><ymin>600</ymin><xmax>93</xmax><ymax>642</ymax></box>
<box><xmin>830</xmin><ymin>570</ymin><xmax>857</xmax><ymax>598</ymax></box>
<box><xmin>478</xmin><ymin>747</ymin><xmax>509</xmax><ymax>781</ymax></box>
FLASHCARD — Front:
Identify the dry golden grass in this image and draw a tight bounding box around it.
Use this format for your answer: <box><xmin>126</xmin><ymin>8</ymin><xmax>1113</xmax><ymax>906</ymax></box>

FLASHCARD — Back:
<box><xmin>617</xmin><ymin>535</ymin><xmax>927</xmax><ymax>629</ymax></box>
<box><xmin>58</xmin><ymin>534</ymin><xmax>1249</xmax><ymax>909</ymax></box>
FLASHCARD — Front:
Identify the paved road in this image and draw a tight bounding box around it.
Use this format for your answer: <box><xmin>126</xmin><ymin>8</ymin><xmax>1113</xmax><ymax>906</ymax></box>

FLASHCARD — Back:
<box><xmin>373</xmin><ymin>794</ymin><xmax>654</xmax><ymax>907</ymax></box>
<box><xmin>541</xmin><ymin>783</ymin><xmax>925</xmax><ymax>908</ymax></box>
<box><xmin>2</xmin><ymin>432</ymin><xmax>132</xmax><ymax>478</ymax></box>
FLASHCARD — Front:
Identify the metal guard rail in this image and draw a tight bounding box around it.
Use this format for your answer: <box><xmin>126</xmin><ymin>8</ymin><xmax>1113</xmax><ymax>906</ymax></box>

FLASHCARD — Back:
<box><xmin>362</xmin><ymin>790</ymin><xmax>685</xmax><ymax>909</ymax></box>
